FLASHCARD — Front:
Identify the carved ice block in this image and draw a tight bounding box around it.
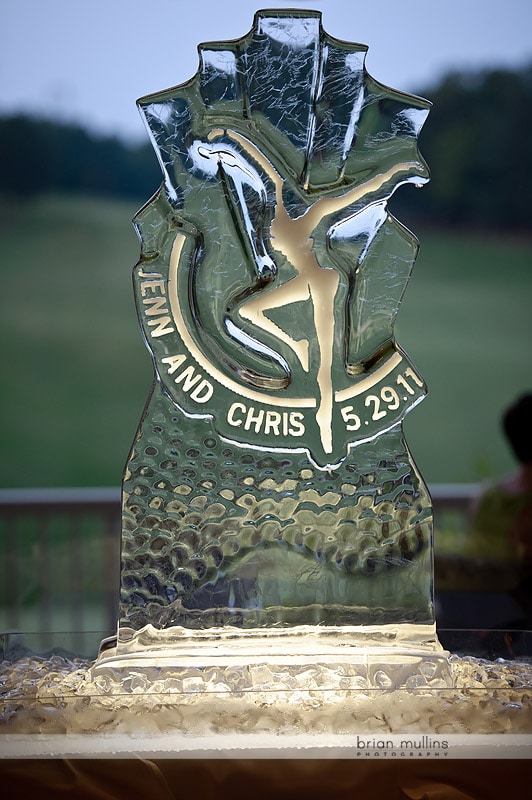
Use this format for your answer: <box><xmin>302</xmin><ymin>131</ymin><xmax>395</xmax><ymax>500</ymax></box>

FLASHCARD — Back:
<box><xmin>96</xmin><ymin>10</ymin><xmax>450</xmax><ymax>685</ymax></box>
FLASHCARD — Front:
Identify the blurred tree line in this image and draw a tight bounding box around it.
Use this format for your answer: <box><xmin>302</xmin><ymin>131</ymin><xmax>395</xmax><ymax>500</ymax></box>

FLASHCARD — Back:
<box><xmin>0</xmin><ymin>116</ymin><xmax>159</xmax><ymax>202</ymax></box>
<box><xmin>396</xmin><ymin>63</ymin><xmax>532</xmax><ymax>231</ymax></box>
<box><xmin>1</xmin><ymin>63</ymin><xmax>531</xmax><ymax>231</ymax></box>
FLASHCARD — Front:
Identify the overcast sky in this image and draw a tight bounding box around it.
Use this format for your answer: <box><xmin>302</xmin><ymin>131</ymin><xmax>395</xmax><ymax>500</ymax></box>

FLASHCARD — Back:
<box><xmin>2</xmin><ymin>0</ymin><xmax>531</xmax><ymax>141</ymax></box>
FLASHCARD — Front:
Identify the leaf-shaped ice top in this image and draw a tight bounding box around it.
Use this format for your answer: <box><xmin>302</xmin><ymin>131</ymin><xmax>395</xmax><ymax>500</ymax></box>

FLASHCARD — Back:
<box><xmin>138</xmin><ymin>9</ymin><xmax>430</xmax><ymax>211</ymax></box>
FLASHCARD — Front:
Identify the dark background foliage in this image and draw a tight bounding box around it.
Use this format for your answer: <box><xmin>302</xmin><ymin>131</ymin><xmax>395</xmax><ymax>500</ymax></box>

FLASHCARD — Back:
<box><xmin>2</xmin><ymin>63</ymin><xmax>531</xmax><ymax>232</ymax></box>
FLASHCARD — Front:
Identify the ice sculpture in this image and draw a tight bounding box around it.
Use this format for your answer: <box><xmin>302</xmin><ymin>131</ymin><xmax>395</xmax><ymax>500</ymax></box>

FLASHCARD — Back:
<box><xmin>95</xmin><ymin>9</ymin><xmax>450</xmax><ymax>685</ymax></box>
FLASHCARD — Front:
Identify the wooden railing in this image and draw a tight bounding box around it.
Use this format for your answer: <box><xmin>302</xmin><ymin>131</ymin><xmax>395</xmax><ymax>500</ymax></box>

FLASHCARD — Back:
<box><xmin>0</xmin><ymin>484</ymin><xmax>480</xmax><ymax>653</ymax></box>
<box><xmin>0</xmin><ymin>488</ymin><xmax>121</xmax><ymax>653</ymax></box>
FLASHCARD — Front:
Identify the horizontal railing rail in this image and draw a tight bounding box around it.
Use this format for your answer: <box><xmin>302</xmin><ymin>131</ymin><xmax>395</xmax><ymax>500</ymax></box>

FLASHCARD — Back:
<box><xmin>0</xmin><ymin>483</ymin><xmax>481</xmax><ymax>507</ymax></box>
<box><xmin>0</xmin><ymin>483</ymin><xmax>480</xmax><ymax>509</ymax></box>
<box><xmin>0</xmin><ymin>486</ymin><xmax>121</xmax><ymax>509</ymax></box>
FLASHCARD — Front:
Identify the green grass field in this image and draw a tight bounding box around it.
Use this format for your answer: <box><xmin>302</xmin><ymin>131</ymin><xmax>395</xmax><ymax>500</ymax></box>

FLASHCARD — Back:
<box><xmin>1</xmin><ymin>193</ymin><xmax>531</xmax><ymax>487</ymax></box>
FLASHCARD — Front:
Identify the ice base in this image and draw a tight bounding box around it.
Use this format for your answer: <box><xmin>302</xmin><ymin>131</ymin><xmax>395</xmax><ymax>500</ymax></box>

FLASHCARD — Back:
<box><xmin>92</xmin><ymin>622</ymin><xmax>452</xmax><ymax>690</ymax></box>
<box><xmin>2</xmin><ymin>629</ymin><xmax>532</xmax><ymax>752</ymax></box>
